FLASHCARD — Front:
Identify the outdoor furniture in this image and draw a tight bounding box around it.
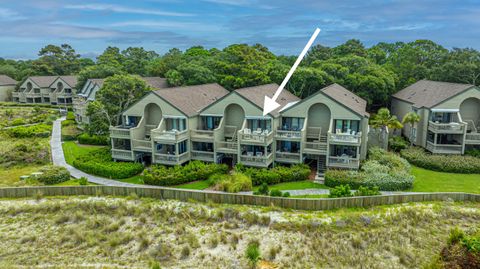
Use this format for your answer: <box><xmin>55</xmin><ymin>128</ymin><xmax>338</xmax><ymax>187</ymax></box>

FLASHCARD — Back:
<box><xmin>20</xmin><ymin>175</ymin><xmax>29</xmax><ymax>180</ymax></box>
<box><xmin>31</xmin><ymin>172</ymin><xmax>43</xmax><ymax>178</ymax></box>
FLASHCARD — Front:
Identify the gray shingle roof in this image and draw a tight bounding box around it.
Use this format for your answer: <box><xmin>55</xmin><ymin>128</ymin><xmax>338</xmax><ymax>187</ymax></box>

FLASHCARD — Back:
<box><xmin>142</xmin><ymin>77</ymin><xmax>168</xmax><ymax>89</ymax></box>
<box><xmin>392</xmin><ymin>79</ymin><xmax>475</xmax><ymax>108</ymax></box>
<box><xmin>0</xmin><ymin>75</ymin><xmax>16</xmax><ymax>86</ymax></box>
<box><xmin>321</xmin><ymin>83</ymin><xmax>369</xmax><ymax>117</ymax></box>
<box><xmin>29</xmin><ymin>76</ymin><xmax>78</xmax><ymax>88</ymax></box>
<box><xmin>154</xmin><ymin>83</ymin><xmax>229</xmax><ymax>117</ymax></box>
<box><xmin>234</xmin><ymin>83</ymin><xmax>300</xmax><ymax>117</ymax></box>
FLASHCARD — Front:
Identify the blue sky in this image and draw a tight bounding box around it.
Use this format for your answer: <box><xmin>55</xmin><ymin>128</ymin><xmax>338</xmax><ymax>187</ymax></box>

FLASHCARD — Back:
<box><xmin>0</xmin><ymin>0</ymin><xmax>479</xmax><ymax>59</ymax></box>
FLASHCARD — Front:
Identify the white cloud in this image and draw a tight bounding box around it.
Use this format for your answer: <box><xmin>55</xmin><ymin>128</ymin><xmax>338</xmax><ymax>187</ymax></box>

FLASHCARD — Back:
<box><xmin>109</xmin><ymin>20</ymin><xmax>222</xmax><ymax>31</ymax></box>
<box><xmin>0</xmin><ymin>8</ymin><xmax>25</xmax><ymax>21</ymax></box>
<box><xmin>65</xmin><ymin>4</ymin><xmax>194</xmax><ymax>17</ymax></box>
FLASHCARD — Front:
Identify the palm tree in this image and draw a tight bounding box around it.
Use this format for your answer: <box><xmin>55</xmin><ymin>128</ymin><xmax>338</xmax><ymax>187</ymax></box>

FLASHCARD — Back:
<box><xmin>402</xmin><ymin>112</ymin><xmax>421</xmax><ymax>146</ymax></box>
<box><xmin>370</xmin><ymin>108</ymin><xmax>403</xmax><ymax>148</ymax></box>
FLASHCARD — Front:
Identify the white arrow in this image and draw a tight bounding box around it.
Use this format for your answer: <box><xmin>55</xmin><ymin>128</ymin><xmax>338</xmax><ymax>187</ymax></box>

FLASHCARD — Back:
<box><xmin>263</xmin><ymin>27</ymin><xmax>321</xmax><ymax>116</ymax></box>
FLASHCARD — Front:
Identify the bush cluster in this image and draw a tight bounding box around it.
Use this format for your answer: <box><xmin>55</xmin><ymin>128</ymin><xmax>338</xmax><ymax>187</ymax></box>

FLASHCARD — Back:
<box><xmin>143</xmin><ymin>160</ymin><xmax>228</xmax><ymax>186</ymax></box>
<box><xmin>66</xmin><ymin>111</ymin><xmax>76</xmax><ymax>121</ymax></box>
<box><xmin>465</xmin><ymin>149</ymin><xmax>480</xmax><ymax>158</ymax></box>
<box><xmin>77</xmin><ymin>133</ymin><xmax>109</xmax><ymax>145</ymax></box>
<box><xmin>325</xmin><ymin>147</ymin><xmax>414</xmax><ymax>191</ymax></box>
<box><xmin>72</xmin><ymin>148</ymin><xmax>144</xmax><ymax>179</ymax></box>
<box><xmin>401</xmin><ymin>147</ymin><xmax>480</xmax><ymax>174</ymax></box>
<box><xmin>36</xmin><ymin>165</ymin><xmax>70</xmax><ymax>185</ymax></box>
<box><xmin>61</xmin><ymin>125</ymin><xmax>81</xmax><ymax>141</ymax></box>
<box><xmin>0</xmin><ymin>140</ymin><xmax>50</xmax><ymax>167</ymax></box>
<box><xmin>211</xmin><ymin>172</ymin><xmax>252</xmax><ymax>193</ymax></box>
<box><xmin>253</xmin><ymin>182</ymin><xmax>290</xmax><ymax>197</ymax></box>
<box><xmin>6</xmin><ymin>124</ymin><xmax>52</xmax><ymax>138</ymax></box>
<box><xmin>389</xmin><ymin>136</ymin><xmax>409</xmax><ymax>152</ymax></box>
<box><xmin>329</xmin><ymin>184</ymin><xmax>353</xmax><ymax>198</ymax></box>
<box><xmin>236</xmin><ymin>163</ymin><xmax>310</xmax><ymax>185</ymax></box>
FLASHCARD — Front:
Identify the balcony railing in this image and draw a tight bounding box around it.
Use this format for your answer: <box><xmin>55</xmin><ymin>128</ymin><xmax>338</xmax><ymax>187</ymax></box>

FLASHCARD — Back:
<box><xmin>328</xmin><ymin>132</ymin><xmax>362</xmax><ymax>145</ymax></box>
<box><xmin>111</xmin><ymin>149</ymin><xmax>133</xmax><ymax>160</ymax></box>
<box><xmin>428</xmin><ymin>121</ymin><xmax>465</xmax><ymax>133</ymax></box>
<box><xmin>154</xmin><ymin>152</ymin><xmax>189</xmax><ymax>165</ymax></box>
<box><xmin>132</xmin><ymin>139</ymin><xmax>151</xmax><ymax>151</ymax></box>
<box><xmin>152</xmin><ymin>129</ymin><xmax>189</xmax><ymax>142</ymax></box>
<box><xmin>275</xmin><ymin>152</ymin><xmax>301</xmax><ymax>163</ymax></box>
<box><xmin>426</xmin><ymin>141</ymin><xmax>462</xmax><ymax>154</ymax></box>
<box><xmin>216</xmin><ymin>141</ymin><xmax>238</xmax><ymax>153</ymax></box>
<box><xmin>190</xmin><ymin>129</ymin><xmax>215</xmax><ymax>140</ymax></box>
<box><xmin>328</xmin><ymin>156</ymin><xmax>360</xmax><ymax>169</ymax></box>
<box><xmin>239</xmin><ymin>130</ymin><xmax>274</xmax><ymax>144</ymax></box>
<box><xmin>275</xmin><ymin>129</ymin><xmax>302</xmax><ymax>140</ymax></box>
<box><xmin>191</xmin><ymin>150</ymin><xmax>215</xmax><ymax>161</ymax></box>
<box><xmin>240</xmin><ymin>153</ymin><xmax>274</xmax><ymax>167</ymax></box>
<box><xmin>110</xmin><ymin>126</ymin><xmax>131</xmax><ymax>139</ymax></box>
<box><xmin>465</xmin><ymin>133</ymin><xmax>480</xmax><ymax>144</ymax></box>
<box><xmin>304</xmin><ymin>142</ymin><xmax>328</xmax><ymax>153</ymax></box>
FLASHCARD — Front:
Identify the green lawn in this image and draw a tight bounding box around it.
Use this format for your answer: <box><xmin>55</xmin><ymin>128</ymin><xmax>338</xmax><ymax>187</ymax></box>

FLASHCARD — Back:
<box><xmin>0</xmin><ymin>165</ymin><xmax>45</xmax><ymax>187</ymax></box>
<box><xmin>253</xmin><ymin>180</ymin><xmax>328</xmax><ymax>191</ymax></box>
<box><xmin>174</xmin><ymin>180</ymin><xmax>212</xmax><ymax>190</ymax></box>
<box><xmin>411</xmin><ymin>166</ymin><xmax>480</xmax><ymax>193</ymax></box>
<box><xmin>119</xmin><ymin>175</ymin><xmax>145</xmax><ymax>185</ymax></box>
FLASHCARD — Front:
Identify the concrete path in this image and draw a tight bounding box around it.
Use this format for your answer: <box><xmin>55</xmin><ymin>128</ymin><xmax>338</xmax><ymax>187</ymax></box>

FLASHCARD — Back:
<box><xmin>50</xmin><ymin>117</ymin><xmax>142</xmax><ymax>187</ymax></box>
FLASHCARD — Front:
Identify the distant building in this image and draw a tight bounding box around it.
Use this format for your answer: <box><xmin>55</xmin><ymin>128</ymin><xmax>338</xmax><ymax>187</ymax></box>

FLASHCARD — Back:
<box><xmin>12</xmin><ymin>76</ymin><xmax>78</xmax><ymax>105</ymax></box>
<box><xmin>391</xmin><ymin>80</ymin><xmax>480</xmax><ymax>154</ymax></box>
<box><xmin>0</xmin><ymin>75</ymin><xmax>17</xmax><ymax>101</ymax></box>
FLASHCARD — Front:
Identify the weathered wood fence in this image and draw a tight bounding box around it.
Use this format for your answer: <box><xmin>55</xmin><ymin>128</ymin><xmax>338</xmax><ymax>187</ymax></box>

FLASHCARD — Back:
<box><xmin>1</xmin><ymin>186</ymin><xmax>479</xmax><ymax>210</ymax></box>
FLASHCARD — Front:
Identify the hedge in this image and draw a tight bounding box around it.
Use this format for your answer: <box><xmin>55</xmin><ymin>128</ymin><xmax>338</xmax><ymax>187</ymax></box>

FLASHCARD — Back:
<box><xmin>72</xmin><ymin>148</ymin><xmax>144</xmax><ymax>179</ymax></box>
<box><xmin>36</xmin><ymin>166</ymin><xmax>70</xmax><ymax>185</ymax></box>
<box><xmin>401</xmin><ymin>147</ymin><xmax>480</xmax><ymax>174</ymax></box>
<box><xmin>78</xmin><ymin>133</ymin><xmax>109</xmax><ymax>145</ymax></box>
<box><xmin>325</xmin><ymin>147</ymin><xmax>414</xmax><ymax>191</ymax></box>
<box><xmin>6</xmin><ymin>124</ymin><xmax>52</xmax><ymax>138</ymax></box>
<box><xmin>143</xmin><ymin>160</ymin><xmax>228</xmax><ymax>186</ymax></box>
<box><xmin>236</xmin><ymin>163</ymin><xmax>310</xmax><ymax>185</ymax></box>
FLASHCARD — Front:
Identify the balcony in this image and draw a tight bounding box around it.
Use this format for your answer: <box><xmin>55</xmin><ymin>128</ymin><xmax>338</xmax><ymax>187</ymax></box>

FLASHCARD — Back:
<box><xmin>131</xmin><ymin>139</ymin><xmax>152</xmax><ymax>152</ymax></box>
<box><xmin>465</xmin><ymin>133</ymin><xmax>480</xmax><ymax>145</ymax></box>
<box><xmin>152</xmin><ymin>129</ymin><xmax>189</xmax><ymax>143</ymax></box>
<box><xmin>303</xmin><ymin>141</ymin><xmax>328</xmax><ymax>155</ymax></box>
<box><xmin>328</xmin><ymin>156</ymin><xmax>360</xmax><ymax>169</ymax></box>
<box><xmin>111</xmin><ymin>149</ymin><xmax>134</xmax><ymax>161</ymax></box>
<box><xmin>27</xmin><ymin>93</ymin><xmax>42</xmax><ymax>98</ymax></box>
<box><xmin>240</xmin><ymin>153</ymin><xmax>274</xmax><ymax>167</ymax></box>
<box><xmin>215</xmin><ymin>141</ymin><xmax>238</xmax><ymax>154</ymax></box>
<box><xmin>190</xmin><ymin>129</ymin><xmax>215</xmax><ymax>142</ymax></box>
<box><xmin>428</xmin><ymin>121</ymin><xmax>465</xmax><ymax>134</ymax></box>
<box><xmin>191</xmin><ymin>150</ymin><xmax>215</xmax><ymax>162</ymax></box>
<box><xmin>238</xmin><ymin>129</ymin><xmax>274</xmax><ymax>145</ymax></box>
<box><xmin>154</xmin><ymin>152</ymin><xmax>189</xmax><ymax>165</ymax></box>
<box><xmin>328</xmin><ymin>132</ymin><xmax>362</xmax><ymax>145</ymax></box>
<box><xmin>110</xmin><ymin>126</ymin><xmax>131</xmax><ymax>139</ymax></box>
<box><xmin>275</xmin><ymin>129</ymin><xmax>302</xmax><ymax>141</ymax></box>
<box><xmin>275</xmin><ymin>152</ymin><xmax>301</xmax><ymax>163</ymax></box>
<box><xmin>426</xmin><ymin>141</ymin><xmax>463</xmax><ymax>154</ymax></box>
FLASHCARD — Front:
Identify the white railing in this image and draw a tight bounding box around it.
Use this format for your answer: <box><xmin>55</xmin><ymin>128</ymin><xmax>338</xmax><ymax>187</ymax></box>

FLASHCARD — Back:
<box><xmin>328</xmin><ymin>156</ymin><xmax>360</xmax><ymax>169</ymax></box>
<box><xmin>428</xmin><ymin>121</ymin><xmax>465</xmax><ymax>132</ymax></box>
<box><xmin>328</xmin><ymin>132</ymin><xmax>362</xmax><ymax>144</ymax></box>
<box><xmin>152</xmin><ymin>129</ymin><xmax>189</xmax><ymax>142</ymax></box>
<box><xmin>275</xmin><ymin>152</ymin><xmax>301</xmax><ymax>162</ymax></box>
<box><xmin>275</xmin><ymin>129</ymin><xmax>302</xmax><ymax>139</ymax></box>
<box><xmin>216</xmin><ymin>141</ymin><xmax>237</xmax><ymax>151</ymax></box>
<box><xmin>155</xmin><ymin>152</ymin><xmax>189</xmax><ymax>164</ymax></box>
<box><xmin>224</xmin><ymin>125</ymin><xmax>237</xmax><ymax>137</ymax></box>
<box><xmin>304</xmin><ymin>142</ymin><xmax>327</xmax><ymax>152</ymax></box>
<box><xmin>306</xmin><ymin>127</ymin><xmax>322</xmax><ymax>139</ymax></box>
<box><xmin>109</xmin><ymin>127</ymin><xmax>131</xmax><ymax>138</ymax></box>
<box><xmin>132</xmin><ymin>139</ymin><xmax>151</xmax><ymax>149</ymax></box>
<box><xmin>240</xmin><ymin>153</ymin><xmax>274</xmax><ymax>166</ymax></box>
<box><xmin>465</xmin><ymin>133</ymin><xmax>480</xmax><ymax>142</ymax></box>
<box><xmin>191</xmin><ymin>150</ymin><xmax>215</xmax><ymax>161</ymax></box>
<box><xmin>239</xmin><ymin>130</ymin><xmax>274</xmax><ymax>144</ymax></box>
<box><xmin>426</xmin><ymin>141</ymin><xmax>463</xmax><ymax>153</ymax></box>
<box><xmin>190</xmin><ymin>129</ymin><xmax>215</xmax><ymax>139</ymax></box>
<box><xmin>111</xmin><ymin>149</ymin><xmax>133</xmax><ymax>160</ymax></box>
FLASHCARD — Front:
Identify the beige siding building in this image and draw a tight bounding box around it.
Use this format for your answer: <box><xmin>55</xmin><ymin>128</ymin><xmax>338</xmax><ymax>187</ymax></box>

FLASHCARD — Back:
<box><xmin>12</xmin><ymin>76</ymin><xmax>77</xmax><ymax>105</ymax></box>
<box><xmin>391</xmin><ymin>80</ymin><xmax>480</xmax><ymax>154</ymax></box>
<box><xmin>110</xmin><ymin>82</ymin><xmax>370</xmax><ymax>175</ymax></box>
<box><xmin>0</xmin><ymin>75</ymin><xmax>17</xmax><ymax>101</ymax></box>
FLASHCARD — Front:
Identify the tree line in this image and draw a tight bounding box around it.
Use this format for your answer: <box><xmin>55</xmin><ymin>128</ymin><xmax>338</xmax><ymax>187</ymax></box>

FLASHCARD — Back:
<box><xmin>1</xmin><ymin>39</ymin><xmax>479</xmax><ymax>111</ymax></box>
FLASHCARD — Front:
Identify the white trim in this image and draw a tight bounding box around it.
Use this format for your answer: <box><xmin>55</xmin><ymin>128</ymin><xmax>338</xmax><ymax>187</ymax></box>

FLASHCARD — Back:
<box><xmin>431</xmin><ymin>108</ymin><xmax>459</xmax><ymax>112</ymax></box>
<box><xmin>163</xmin><ymin>115</ymin><xmax>187</xmax><ymax>119</ymax></box>
<box><xmin>245</xmin><ymin>116</ymin><xmax>272</xmax><ymax>120</ymax></box>
<box><xmin>199</xmin><ymin>114</ymin><xmax>223</xmax><ymax>117</ymax></box>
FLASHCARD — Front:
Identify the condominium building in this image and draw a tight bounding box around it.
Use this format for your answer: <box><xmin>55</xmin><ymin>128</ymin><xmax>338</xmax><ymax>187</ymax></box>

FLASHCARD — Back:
<box><xmin>12</xmin><ymin>76</ymin><xmax>77</xmax><ymax>105</ymax></box>
<box><xmin>391</xmin><ymin>80</ymin><xmax>480</xmax><ymax>154</ymax></box>
<box><xmin>0</xmin><ymin>75</ymin><xmax>17</xmax><ymax>101</ymax></box>
<box><xmin>74</xmin><ymin>77</ymin><xmax>168</xmax><ymax>124</ymax></box>
<box><xmin>110</xmin><ymin>82</ymin><xmax>370</xmax><ymax>174</ymax></box>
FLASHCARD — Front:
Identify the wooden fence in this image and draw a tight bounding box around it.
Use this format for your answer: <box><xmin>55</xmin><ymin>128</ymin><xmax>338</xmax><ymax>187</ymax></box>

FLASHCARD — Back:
<box><xmin>0</xmin><ymin>186</ymin><xmax>479</xmax><ymax>210</ymax></box>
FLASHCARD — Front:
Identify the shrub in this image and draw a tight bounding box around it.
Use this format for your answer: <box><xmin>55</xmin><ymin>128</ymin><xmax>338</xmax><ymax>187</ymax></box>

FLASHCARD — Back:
<box><xmin>0</xmin><ymin>139</ymin><xmax>50</xmax><ymax>167</ymax></box>
<box><xmin>401</xmin><ymin>147</ymin><xmax>480</xmax><ymax>174</ymax></box>
<box><xmin>77</xmin><ymin>133</ymin><xmax>109</xmax><ymax>145</ymax></box>
<box><xmin>7</xmin><ymin>124</ymin><xmax>51</xmax><ymax>138</ymax></box>
<box><xmin>329</xmin><ymin>185</ymin><xmax>353</xmax><ymax>198</ymax></box>
<box><xmin>10</xmin><ymin>118</ymin><xmax>26</xmax><ymax>126</ymax></box>
<box><xmin>36</xmin><ymin>166</ymin><xmax>70</xmax><ymax>185</ymax></box>
<box><xmin>61</xmin><ymin>119</ymin><xmax>75</xmax><ymax>127</ymax></box>
<box><xmin>240</xmin><ymin>164</ymin><xmax>310</xmax><ymax>185</ymax></box>
<box><xmin>72</xmin><ymin>148</ymin><xmax>144</xmax><ymax>179</ymax></box>
<box><xmin>77</xmin><ymin>177</ymin><xmax>88</xmax><ymax>185</ymax></box>
<box><xmin>465</xmin><ymin>149</ymin><xmax>480</xmax><ymax>158</ymax></box>
<box><xmin>256</xmin><ymin>182</ymin><xmax>269</xmax><ymax>195</ymax></box>
<box><xmin>269</xmin><ymin>189</ymin><xmax>282</xmax><ymax>197</ymax></box>
<box><xmin>389</xmin><ymin>136</ymin><xmax>409</xmax><ymax>152</ymax></box>
<box><xmin>212</xmin><ymin>173</ymin><xmax>252</xmax><ymax>193</ymax></box>
<box><xmin>66</xmin><ymin>111</ymin><xmax>76</xmax><ymax>121</ymax></box>
<box><xmin>354</xmin><ymin>186</ymin><xmax>381</xmax><ymax>196</ymax></box>
<box><xmin>245</xmin><ymin>240</ymin><xmax>261</xmax><ymax>268</ymax></box>
<box><xmin>143</xmin><ymin>160</ymin><xmax>228</xmax><ymax>186</ymax></box>
<box><xmin>61</xmin><ymin>124</ymin><xmax>81</xmax><ymax>141</ymax></box>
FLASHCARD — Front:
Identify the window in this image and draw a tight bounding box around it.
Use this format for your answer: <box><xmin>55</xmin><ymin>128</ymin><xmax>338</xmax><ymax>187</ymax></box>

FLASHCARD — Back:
<box><xmin>178</xmin><ymin>140</ymin><xmax>188</xmax><ymax>154</ymax></box>
<box><xmin>331</xmin><ymin>145</ymin><xmax>357</xmax><ymax>158</ymax></box>
<box><xmin>277</xmin><ymin>141</ymin><xmax>300</xmax><ymax>153</ymax></box>
<box><xmin>334</xmin><ymin>120</ymin><xmax>360</xmax><ymax>133</ymax></box>
<box><xmin>193</xmin><ymin>142</ymin><xmax>214</xmax><ymax>152</ymax></box>
<box><xmin>281</xmin><ymin>117</ymin><xmax>304</xmax><ymax>131</ymax></box>
<box><xmin>167</xmin><ymin>118</ymin><xmax>187</xmax><ymax>131</ymax></box>
<box><xmin>201</xmin><ymin>116</ymin><xmax>221</xmax><ymax>130</ymax></box>
<box><xmin>247</xmin><ymin>119</ymin><xmax>271</xmax><ymax>131</ymax></box>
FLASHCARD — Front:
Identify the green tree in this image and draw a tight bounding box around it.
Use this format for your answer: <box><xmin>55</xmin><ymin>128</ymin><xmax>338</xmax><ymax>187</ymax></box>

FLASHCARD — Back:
<box><xmin>85</xmin><ymin>101</ymin><xmax>110</xmax><ymax>135</ymax></box>
<box><xmin>370</xmin><ymin>108</ymin><xmax>403</xmax><ymax>147</ymax></box>
<box><xmin>175</xmin><ymin>62</ymin><xmax>216</xmax><ymax>85</ymax></box>
<box><xmin>32</xmin><ymin>44</ymin><xmax>81</xmax><ymax>75</ymax></box>
<box><xmin>95</xmin><ymin>74</ymin><xmax>152</xmax><ymax>126</ymax></box>
<box><xmin>122</xmin><ymin>47</ymin><xmax>159</xmax><ymax>76</ymax></box>
<box><xmin>402</xmin><ymin>112</ymin><xmax>421</xmax><ymax>145</ymax></box>
<box><xmin>76</xmin><ymin>64</ymin><xmax>124</xmax><ymax>92</ymax></box>
<box><xmin>333</xmin><ymin>39</ymin><xmax>367</xmax><ymax>57</ymax></box>
<box><xmin>430</xmin><ymin>48</ymin><xmax>480</xmax><ymax>85</ymax></box>
<box><xmin>97</xmin><ymin>46</ymin><xmax>125</xmax><ymax>69</ymax></box>
<box><xmin>165</xmin><ymin>69</ymin><xmax>184</xmax><ymax>86</ymax></box>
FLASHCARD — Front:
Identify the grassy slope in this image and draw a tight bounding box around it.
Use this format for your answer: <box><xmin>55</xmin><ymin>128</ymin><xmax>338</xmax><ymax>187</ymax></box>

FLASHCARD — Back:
<box><xmin>0</xmin><ymin>197</ymin><xmax>479</xmax><ymax>268</ymax></box>
<box><xmin>174</xmin><ymin>180</ymin><xmax>212</xmax><ymax>190</ymax></box>
<box><xmin>411</xmin><ymin>166</ymin><xmax>480</xmax><ymax>193</ymax></box>
<box><xmin>0</xmin><ymin>165</ymin><xmax>45</xmax><ymax>187</ymax></box>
